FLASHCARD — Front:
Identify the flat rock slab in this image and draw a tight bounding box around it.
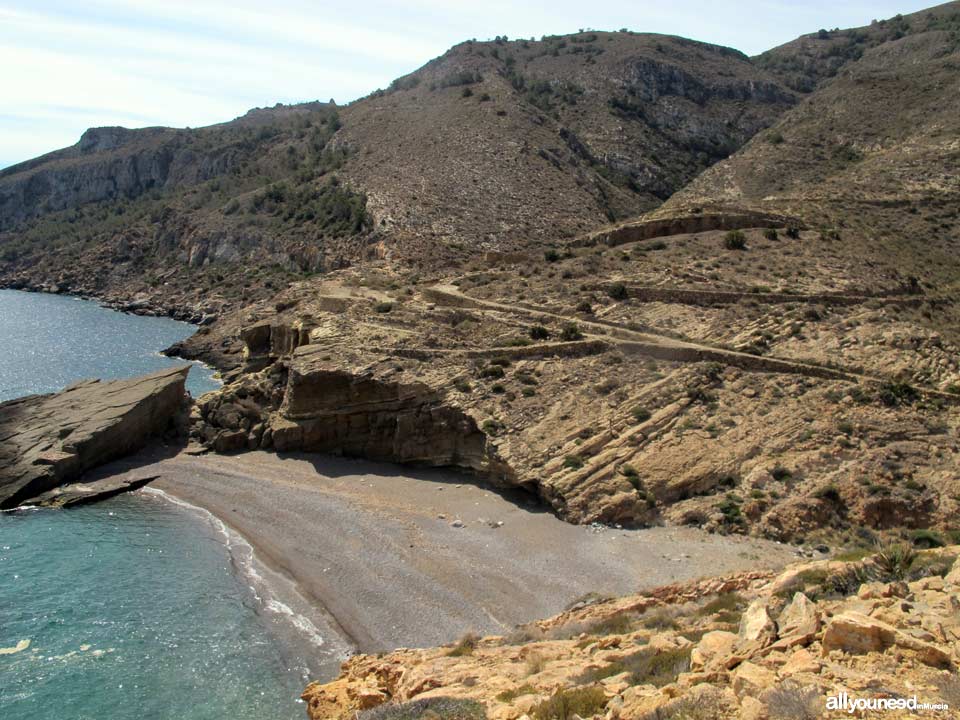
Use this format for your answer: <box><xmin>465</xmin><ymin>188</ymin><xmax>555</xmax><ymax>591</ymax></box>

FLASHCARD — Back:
<box><xmin>32</xmin><ymin>474</ymin><xmax>162</xmax><ymax>508</ymax></box>
<box><xmin>0</xmin><ymin>366</ymin><xmax>188</xmax><ymax>508</ymax></box>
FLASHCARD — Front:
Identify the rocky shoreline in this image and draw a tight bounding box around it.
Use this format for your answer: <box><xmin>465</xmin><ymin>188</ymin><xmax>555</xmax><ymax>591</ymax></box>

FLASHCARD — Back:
<box><xmin>0</xmin><ymin>277</ymin><xmax>217</xmax><ymax>325</ymax></box>
<box><xmin>0</xmin><ymin>366</ymin><xmax>190</xmax><ymax>509</ymax></box>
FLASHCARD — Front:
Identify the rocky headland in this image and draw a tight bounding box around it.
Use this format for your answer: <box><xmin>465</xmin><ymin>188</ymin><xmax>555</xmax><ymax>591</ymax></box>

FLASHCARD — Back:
<box><xmin>0</xmin><ymin>366</ymin><xmax>189</xmax><ymax>508</ymax></box>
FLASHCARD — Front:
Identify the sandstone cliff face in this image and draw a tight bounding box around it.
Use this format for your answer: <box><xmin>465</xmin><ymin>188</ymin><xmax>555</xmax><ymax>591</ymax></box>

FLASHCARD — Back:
<box><xmin>272</xmin><ymin>361</ymin><xmax>505</xmax><ymax>479</ymax></box>
<box><xmin>0</xmin><ymin>366</ymin><xmax>188</xmax><ymax>508</ymax></box>
<box><xmin>302</xmin><ymin>547</ymin><xmax>960</xmax><ymax>720</ymax></box>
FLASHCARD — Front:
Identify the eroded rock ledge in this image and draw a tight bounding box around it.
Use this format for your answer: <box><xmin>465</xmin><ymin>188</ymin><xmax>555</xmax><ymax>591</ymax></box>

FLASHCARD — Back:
<box><xmin>0</xmin><ymin>366</ymin><xmax>189</xmax><ymax>508</ymax></box>
<box><xmin>302</xmin><ymin>547</ymin><xmax>960</xmax><ymax>720</ymax></box>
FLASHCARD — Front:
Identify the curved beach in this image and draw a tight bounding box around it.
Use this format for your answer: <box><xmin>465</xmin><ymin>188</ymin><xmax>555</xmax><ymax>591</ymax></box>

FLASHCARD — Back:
<box><xmin>88</xmin><ymin>448</ymin><xmax>799</xmax><ymax>676</ymax></box>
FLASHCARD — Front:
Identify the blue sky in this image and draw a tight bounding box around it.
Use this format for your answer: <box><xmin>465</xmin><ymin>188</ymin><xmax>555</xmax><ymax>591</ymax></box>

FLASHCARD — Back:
<box><xmin>0</xmin><ymin>0</ymin><xmax>936</xmax><ymax>169</ymax></box>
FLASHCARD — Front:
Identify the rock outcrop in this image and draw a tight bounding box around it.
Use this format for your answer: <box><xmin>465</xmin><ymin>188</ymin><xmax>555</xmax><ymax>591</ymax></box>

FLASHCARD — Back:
<box><xmin>303</xmin><ymin>547</ymin><xmax>960</xmax><ymax>720</ymax></box>
<box><xmin>0</xmin><ymin>366</ymin><xmax>189</xmax><ymax>508</ymax></box>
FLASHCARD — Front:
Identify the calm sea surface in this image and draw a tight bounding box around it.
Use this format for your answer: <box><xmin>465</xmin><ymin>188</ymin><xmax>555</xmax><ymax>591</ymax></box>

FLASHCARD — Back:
<box><xmin>0</xmin><ymin>289</ymin><xmax>219</xmax><ymax>401</ymax></box>
<box><xmin>0</xmin><ymin>290</ymin><xmax>310</xmax><ymax>720</ymax></box>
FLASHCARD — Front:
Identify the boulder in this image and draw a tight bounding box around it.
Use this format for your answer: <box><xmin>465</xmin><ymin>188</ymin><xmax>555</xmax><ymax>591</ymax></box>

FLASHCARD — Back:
<box><xmin>779</xmin><ymin>648</ymin><xmax>821</xmax><ymax>677</ymax></box>
<box><xmin>732</xmin><ymin>661</ymin><xmax>776</xmax><ymax>698</ymax></box>
<box><xmin>821</xmin><ymin>612</ymin><xmax>952</xmax><ymax>668</ymax></box>
<box><xmin>772</xmin><ymin>593</ymin><xmax>819</xmax><ymax>649</ymax></box>
<box><xmin>739</xmin><ymin>600</ymin><xmax>777</xmax><ymax>648</ymax></box>
<box><xmin>691</xmin><ymin>631</ymin><xmax>738</xmax><ymax>671</ymax></box>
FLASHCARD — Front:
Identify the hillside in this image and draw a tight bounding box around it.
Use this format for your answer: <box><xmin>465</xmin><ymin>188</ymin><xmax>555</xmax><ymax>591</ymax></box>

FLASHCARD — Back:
<box><xmin>166</xmin><ymin>3</ymin><xmax>960</xmax><ymax>544</ymax></box>
<box><xmin>337</xmin><ymin>32</ymin><xmax>793</xmax><ymax>261</ymax></box>
<box><xmin>656</xmin><ymin>1</ymin><xmax>960</xmax><ymax>300</ymax></box>
<box><xmin>0</xmin><ymin>31</ymin><xmax>795</xmax><ymax>317</ymax></box>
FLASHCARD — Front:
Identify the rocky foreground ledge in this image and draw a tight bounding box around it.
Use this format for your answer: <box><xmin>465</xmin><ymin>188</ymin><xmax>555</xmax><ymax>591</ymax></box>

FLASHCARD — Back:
<box><xmin>303</xmin><ymin>546</ymin><xmax>960</xmax><ymax>720</ymax></box>
<box><xmin>0</xmin><ymin>366</ymin><xmax>189</xmax><ymax>508</ymax></box>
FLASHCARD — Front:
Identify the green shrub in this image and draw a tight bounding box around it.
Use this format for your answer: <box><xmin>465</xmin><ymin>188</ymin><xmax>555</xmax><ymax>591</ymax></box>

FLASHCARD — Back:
<box><xmin>770</xmin><ymin>465</ymin><xmax>792</xmax><ymax>482</ymax></box>
<box><xmin>481</xmin><ymin>419</ymin><xmax>503</xmax><ymax>435</ymax></box>
<box><xmin>575</xmin><ymin>300</ymin><xmax>593</xmax><ymax>314</ymax></box>
<box><xmin>785</xmin><ymin>226</ymin><xmax>801</xmax><ymax>239</ymax></box>
<box><xmin>628</xmin><ymin>405</ymin><xmax>651</xmax><ymax>423</ymax></box>
<box><xmin>560</xmin><ymin>323</ymin><xmax>583</xmax><ymax>342</ymax></box>
<box><xmin>564</xmin><ymin>455</ymin><xmax>585</xmax><ymax>470</ymax></box>
<box><xmin>361</xmin><ymin>697</ymin><xmax>486</xmax><ymax>720</ymax></box>
<box><xmin>723</xmin><ymin>230</ymin><xmax>746</xmax><ymax>250</ymax></box>
<box><xmin>479</xmin><ymin>365</ymin><xmax>505</xmax><ymax>379</ymax></box>
<box><xmin>607</xmin><ymin>282</ymin><xmax>628</xmax><ymax>300</ymax></box>
<box><xmin>375</xmin><ymin>301</ymin><xmax>393</xmax><ymax>313</ymax></box>
<box><xmin>529</xmin><ymin>324</ymin><xmax>551</xmax><ymax>340</ymax></box>
<box><xmin>763</xmin><ymin>228</ymin><xmax>778</xmax><ymax>241</ymax></box>
<box><xmin>910</xmin><ymin>529</ymin><xmax>945</xmax><ymax>549</ymax></box>
<box><xmin>877</xmin><ymin>381</ymin><xmax>918</xmax><ymax>407</ymax></box>
<box><xmin>531</xmin><ymin>686</ymin><xmax>607</xmax><ymax>720</ymax></box>
<box><xmin>544</xmin><ymin>249</ymin><xmax>561</xmax><ymax>262</ymax></box>
<box><xmin>447</xmin><ymin>632</ymin><xmax>480</xmax><ymax>657</ymax></box>
<box><xmin>874</xmin><ymin>541</ymin><xmax>917</xmax><ymax>580</ymax></box>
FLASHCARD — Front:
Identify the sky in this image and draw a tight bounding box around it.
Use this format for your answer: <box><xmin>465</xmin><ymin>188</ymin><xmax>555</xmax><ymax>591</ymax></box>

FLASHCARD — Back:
<box><xmin>0</xmin><ymin>0</ymin><xmax>938</xmax><ymax>169</ymax></box>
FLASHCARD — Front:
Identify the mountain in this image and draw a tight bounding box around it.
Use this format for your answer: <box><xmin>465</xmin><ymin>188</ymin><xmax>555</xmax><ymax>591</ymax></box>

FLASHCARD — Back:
<box><xmin>0</xmin><ymin>31</ymin><xmax>795</xmax><ymax>316</ymax></box>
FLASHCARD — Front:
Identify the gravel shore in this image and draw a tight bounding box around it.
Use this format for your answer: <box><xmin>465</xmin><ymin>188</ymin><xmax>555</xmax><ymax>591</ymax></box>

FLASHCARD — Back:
<box><xmin>92</xmin><ymin>449</ymin><xmax>798</xmax><ymax>670</ymax></box>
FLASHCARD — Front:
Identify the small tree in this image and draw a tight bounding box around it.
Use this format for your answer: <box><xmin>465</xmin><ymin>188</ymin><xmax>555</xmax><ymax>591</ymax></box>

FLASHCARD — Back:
<box><xmin>560</xmin><ymin>323</ymin><xmax>583</xmax><ymax>341</ymax></box>
<box><xmin>607</xmin><ymin>282</ymin><xmax>628</xmax><ymax>300</ymax></box>
<box><xmin>724</xmin><ymin>230</ymin><xmax>747</xmax><ymax>250</ymax></box>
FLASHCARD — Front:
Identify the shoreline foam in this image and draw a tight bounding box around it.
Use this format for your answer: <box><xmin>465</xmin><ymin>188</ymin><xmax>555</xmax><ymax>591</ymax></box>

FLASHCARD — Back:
<box><xmin>143</xmin><ymin>487</ymin><xmax>353</xmax><ymax>681</ymax></box>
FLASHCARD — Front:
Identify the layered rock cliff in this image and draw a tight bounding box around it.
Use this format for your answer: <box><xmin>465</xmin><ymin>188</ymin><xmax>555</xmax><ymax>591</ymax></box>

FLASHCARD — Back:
<box><xmin>0</xmin><ymin>366</ymin><xmax>189</xmax><ymax>508</ymax></box>
<box><xmin>185</xmin><ymin>259</ymin><xmax>960</xmax><ymax>541</ymax></box>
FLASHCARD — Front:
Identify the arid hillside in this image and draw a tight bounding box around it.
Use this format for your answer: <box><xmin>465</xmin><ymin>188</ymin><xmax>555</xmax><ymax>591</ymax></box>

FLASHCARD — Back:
<box><xmin>337</xmin><ymin>31</ymin><xmax>794</xmax><ymax>260</ymax></box>
<box><xmin>657</xmin><ymin>1</ymin><xmax>960</xmax><ymax>300</ymax></box>
<box><xmin>163</xmin><ymin>4</ymin><xmax>960</xmax><ymax>547</ymax></box>
<box><xmin>0</xmin><ymin>31</ymin><xmax>796</xmax><ymax>317</ymax></box>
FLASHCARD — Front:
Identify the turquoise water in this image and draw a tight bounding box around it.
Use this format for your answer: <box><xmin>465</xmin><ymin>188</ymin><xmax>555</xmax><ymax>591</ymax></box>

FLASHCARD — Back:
<box><xmin>0</xmin><ymin>496</ymin><xmax>311</xmax><ymax>719</ymax></box>
<box><xmin>0</xmin><ymin>289</ymin><xmax>220</xmax><ymax>402</ymax></box>
<box><xmin>0</xmin><ymin>290</ymin><xmax>313</xmax><ymax>719</ymax></box>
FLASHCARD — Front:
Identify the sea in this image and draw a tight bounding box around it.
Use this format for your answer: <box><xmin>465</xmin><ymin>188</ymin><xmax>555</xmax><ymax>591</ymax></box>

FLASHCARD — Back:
<box><xmin>0</xmin><ymin>289</ymin><xmax>315</xmax><ymax>719</ymax></box>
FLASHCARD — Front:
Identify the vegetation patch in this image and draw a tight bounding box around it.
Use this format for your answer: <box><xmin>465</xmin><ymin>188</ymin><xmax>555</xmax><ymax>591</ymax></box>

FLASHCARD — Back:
<box><xmin>361</xmin><ymin>697</ymin><xmax>486</xmax><ymax>720</ymax></box>
<box><xmin>531</xmin><ymin>686</ymin><xmax>607</xmax><ymax>720</ymax></box>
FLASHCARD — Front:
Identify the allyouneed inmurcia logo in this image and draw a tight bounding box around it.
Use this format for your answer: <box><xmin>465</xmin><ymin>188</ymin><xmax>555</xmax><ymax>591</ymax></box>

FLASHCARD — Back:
<box><xmin>826</xmin><ymin>690</ymin><xmax>950</xmax><ymax>714</ymax></box>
